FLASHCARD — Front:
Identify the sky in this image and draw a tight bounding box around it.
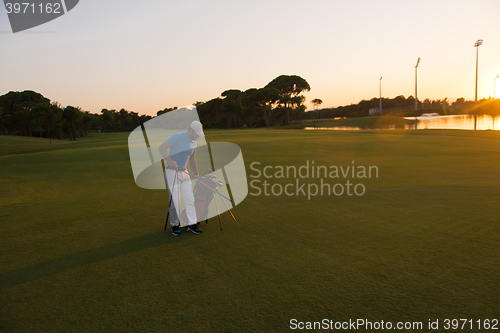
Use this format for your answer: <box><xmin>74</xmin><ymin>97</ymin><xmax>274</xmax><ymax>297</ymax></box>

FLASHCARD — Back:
<box><xmin>1</xmin><ymin>0</ymin><xmax>499</xmax><ymax>116</ymax></box>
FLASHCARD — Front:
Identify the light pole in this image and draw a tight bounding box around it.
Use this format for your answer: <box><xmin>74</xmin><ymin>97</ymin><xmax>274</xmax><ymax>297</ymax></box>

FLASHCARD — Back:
<box><xmin>494</xmin><ymin>74</ymin><xmax>499</xmax><ymax>99</ymax></box>
<box><xmin>474</xmin><ymin>39</ymin><xmax>483</xmax><ymax>104</ymax></box>
<box><xmin>415</xmin><ymin>58</ymin><xmax>420</xmax><ymax>110</ymax></box>
<box><xmin>379</xmin><ymin>76</ymin><xmax>382</xmax><ymax>113</ymax></box>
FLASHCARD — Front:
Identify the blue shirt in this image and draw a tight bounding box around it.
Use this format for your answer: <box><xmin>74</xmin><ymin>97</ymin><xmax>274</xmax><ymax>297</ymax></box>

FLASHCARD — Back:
<box><xmin>166</xmin><ymin>132</ymin><xmax>196</xmax><ymax>168</ymax></box>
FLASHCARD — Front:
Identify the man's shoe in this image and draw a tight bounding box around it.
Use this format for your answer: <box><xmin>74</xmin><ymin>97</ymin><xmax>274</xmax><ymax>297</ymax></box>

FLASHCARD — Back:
<box><xmin>171</xmin><ymin>225</ymin><xmax>181</xmax><ymax>236</ymax></box>
<box><xmin>187</xmin><ymin>224</ymin><xmax>202</xmax><ymax>234</ymax></box>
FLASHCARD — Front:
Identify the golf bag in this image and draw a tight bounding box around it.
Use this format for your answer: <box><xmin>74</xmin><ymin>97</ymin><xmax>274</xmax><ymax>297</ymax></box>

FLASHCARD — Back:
<box><xmin>179</xmin><ymin>174</ymin><xmax>218</xmax><ymax>224</ymax></box>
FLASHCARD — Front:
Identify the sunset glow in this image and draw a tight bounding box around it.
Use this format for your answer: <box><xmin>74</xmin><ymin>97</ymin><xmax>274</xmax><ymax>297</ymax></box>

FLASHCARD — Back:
<box><xmin>1</xmin><ymin>0</ymin><xmax>499</xmax><ymax>116</ymax></box>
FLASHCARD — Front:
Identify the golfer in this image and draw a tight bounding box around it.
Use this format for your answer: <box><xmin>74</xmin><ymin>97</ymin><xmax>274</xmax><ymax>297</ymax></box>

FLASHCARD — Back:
<box><xmin>159</xmin><ymin>120</ymin><xmax>204</xmax><ymax>235</ymax></box>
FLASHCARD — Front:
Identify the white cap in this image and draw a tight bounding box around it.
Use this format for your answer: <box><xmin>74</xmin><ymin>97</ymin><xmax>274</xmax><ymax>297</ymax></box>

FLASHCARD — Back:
<box><xmin>190</xmin><ymin>120</ymin><xmax>204</xmax><ymax>137</ymax></box>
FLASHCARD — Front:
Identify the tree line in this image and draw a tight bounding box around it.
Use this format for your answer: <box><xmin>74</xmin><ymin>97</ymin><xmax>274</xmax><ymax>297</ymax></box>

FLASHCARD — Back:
<box><xmin>306</xmin><ymin>96</ymin><xmax>484</xmax><ymax>120</ymax></box>
<box><xmin>0</xmin><ymin>90</ymin><xmax>152</xmax><ymax>142</ymax></box>
<box><xmin>3</xmin><ymin>76</ymin><xmax>497</xmax><ymax>142</ymax></box>
<box><xmin>196</xmin><ymin>75</ymin><xmax>311</xmax><ymax>128</ymax></box>
<box><xmin>0</xmin><ymin>75</ymin><xmax>313</xmax><ymax>141</ymax></box>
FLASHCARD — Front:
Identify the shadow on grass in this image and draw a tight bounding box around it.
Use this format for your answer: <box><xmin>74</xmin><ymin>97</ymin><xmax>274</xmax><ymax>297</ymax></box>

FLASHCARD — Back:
<box><xmin>0</xmin><ymin>230</ymin><xmax>179</xmax><ymax>290</ymax></box>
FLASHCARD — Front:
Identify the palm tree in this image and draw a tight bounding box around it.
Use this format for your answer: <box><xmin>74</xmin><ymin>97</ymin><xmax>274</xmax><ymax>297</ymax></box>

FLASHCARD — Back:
<box><xmin>311</xmin><ymin>98</ymin><xmax>323</xmax><ymax>122</ymax></box>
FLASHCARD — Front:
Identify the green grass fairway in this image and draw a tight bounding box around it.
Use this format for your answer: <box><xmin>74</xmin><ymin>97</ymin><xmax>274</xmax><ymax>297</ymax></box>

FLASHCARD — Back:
<box><xmin>1</xmin><ymin>129</ymin><xmax>499</xmax><ymax>332</ymax></box>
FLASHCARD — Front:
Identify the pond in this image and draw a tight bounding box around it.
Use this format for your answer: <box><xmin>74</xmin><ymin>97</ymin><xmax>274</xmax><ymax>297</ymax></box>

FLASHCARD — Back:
<box><xmin>406</xmin><ymin>114</ymin><xmax>498</xmax><ymax>130</ymax></box>
<box><xmin>305</xmin><ymin>115</ymin><xmax>499</xmax><ymax>131</ymax></box>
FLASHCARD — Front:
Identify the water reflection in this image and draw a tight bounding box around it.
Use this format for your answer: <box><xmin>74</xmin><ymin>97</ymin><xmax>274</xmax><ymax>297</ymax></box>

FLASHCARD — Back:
<box><xmin>305</xmin><ymin>115</ymin><xmax>499</xmax><ymax>131</ymax></box>
<box><xmin>406</xmin><ymin>114</ymin><xmax>499</xmax><ymax>130</ymax></box>
<box><xmin>304</xmin><ymin>126</ymin><xmax>362</xmax><ymax>130</ymax></box>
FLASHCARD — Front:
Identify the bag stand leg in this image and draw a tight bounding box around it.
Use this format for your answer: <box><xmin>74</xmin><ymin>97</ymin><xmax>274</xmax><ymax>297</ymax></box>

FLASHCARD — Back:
<box><xmin>217</xmin><ymin>191</ymin><xmax>237</xmax><ymax>224</ymax></box>
<box><xmin>213</xmin><ymin>192</ymin><xmax>223</xmax><ymax>230</ymax></box>
<box><xmin>164</xmin><ymin>192</ymin><xmax>172</xmax><ymax>231</ymax></box>
<box><xmin>164</xmin><ymin>170</ymin><xmax>178</xmax><ymax>231</ymax></box>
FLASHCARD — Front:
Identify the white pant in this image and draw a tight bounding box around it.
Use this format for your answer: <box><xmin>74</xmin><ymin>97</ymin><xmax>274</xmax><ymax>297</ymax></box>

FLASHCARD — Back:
<box><xmin>164</xmin><ymin>168</ymin><xmax>197</xmax><ymax>226</ymax></box>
